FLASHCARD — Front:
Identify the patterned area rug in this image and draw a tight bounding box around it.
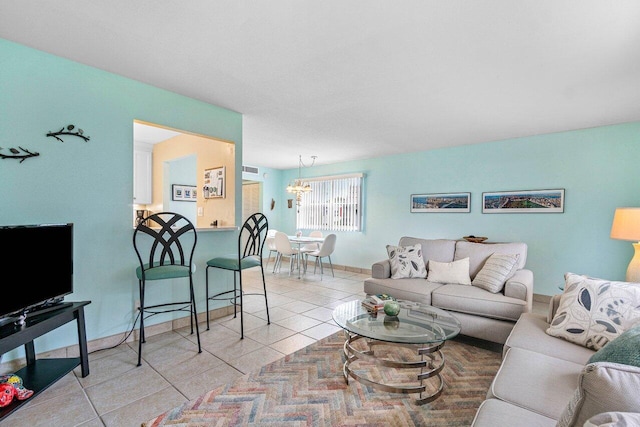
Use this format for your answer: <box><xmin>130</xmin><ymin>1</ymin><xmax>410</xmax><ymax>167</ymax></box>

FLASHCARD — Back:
<box><xmin>143</xmin><ymin>332</ymin><xmax>502</xmax><ymax>426</ymax></box>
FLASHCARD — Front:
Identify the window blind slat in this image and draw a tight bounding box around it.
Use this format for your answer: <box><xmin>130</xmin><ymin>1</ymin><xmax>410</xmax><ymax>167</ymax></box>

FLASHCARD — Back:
<box><xmin>296</xmin><ymin>174</ymin><xmax>362</xmax><ymax>232</ymax></box>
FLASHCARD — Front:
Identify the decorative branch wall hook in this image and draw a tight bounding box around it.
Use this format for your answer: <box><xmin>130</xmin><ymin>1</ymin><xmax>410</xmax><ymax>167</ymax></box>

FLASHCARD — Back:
<box><xmin>46</xmin><ymin>124</ymin><xmax>90</xmax><ymax>142</ymax></box>
<box><xmin>0</xmin><ymin>147</ymin><xmax>40</xmax><ymax>163</ymax></box>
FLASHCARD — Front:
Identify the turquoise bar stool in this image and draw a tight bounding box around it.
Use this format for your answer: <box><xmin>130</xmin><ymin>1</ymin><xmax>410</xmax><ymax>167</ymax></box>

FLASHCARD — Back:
<box><xmin>133</xmin><ymin>212</ymin><xmax>202</xmax><ymax>367</ymax></box>
<box><xmin>205</xmin><ymin>213</ymin><xmax>270</xmax><ymax>338</ymax></box>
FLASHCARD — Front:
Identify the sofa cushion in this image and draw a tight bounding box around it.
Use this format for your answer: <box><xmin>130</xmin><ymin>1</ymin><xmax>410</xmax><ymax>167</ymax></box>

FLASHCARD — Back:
<box><xmin>472</xmin><ymin>253</ymin><xmax>520</xmax><ymax>293</ymax></box>
<box><xmin>427</xmin><ymin>258</ymin><xmax>471</xmax><ymax>285</ymax></box>
<box><xmin>588</xmin><ymin>323</ymin><xmax>640</xmax><ymax>367</ymax></box>
<box><xmin>431</xmin><ymin>284</ymin><xmax>526</xmax><ymax>322</ymax></box>
<box><xmin>489</xmin><ymin>347</ymin><xmax>584</xmax><ymax>420</ymax></box>
<box><xmin>454</xmin><ymin>240</ymin><xmax>527</xmax><ymax>279</ymax></box>
<box><xmin>546</xmin><ymin>273</ymin><xmax>640</xmax><ymax>350</ymax></box>
<box><xmin>386</xmin><ymin>244</ymin><xmax>427</xmax><ymax>279</ymax></box>
<box><xmin>471</xmin><ymin>398</ymin><xmax>557</xmax><ymax>427</ymax></box>
<box><xmin>398</xmin><ymin>237</ymin><xmax>456</xmax><ymax>267</ymax></box>
<box><xmin>556</xmin><ymin>362</ymin><xmax>640</xmax><ymax>427</ymax></box>
<box><xmin>583</xmin><ymin>412</ymin><xmax>640</xmax><ymax>427</ymax></box>
<box><xmin>363</xmin><ymin>277</ymin><xmax>443</xmax><ymax>305</ymax></box>
<box><xmin>504</xmin><ymin>313</ymin><xmax>595</xmax><ymax>365</ymax></box>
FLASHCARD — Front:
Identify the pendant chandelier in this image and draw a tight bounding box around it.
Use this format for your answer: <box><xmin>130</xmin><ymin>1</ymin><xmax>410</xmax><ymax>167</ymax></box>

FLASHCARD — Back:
<box><xmin>286</xmin><ymin>155</ymin><xmax>317</xmax><ymax>207</ymax></box>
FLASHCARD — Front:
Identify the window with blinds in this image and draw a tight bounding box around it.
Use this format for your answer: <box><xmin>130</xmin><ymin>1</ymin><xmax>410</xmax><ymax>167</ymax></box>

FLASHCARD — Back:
<box><xmin>296</xmin><ymin>173</ymin><xmax>364</xmax><ymax>232</ymax></box>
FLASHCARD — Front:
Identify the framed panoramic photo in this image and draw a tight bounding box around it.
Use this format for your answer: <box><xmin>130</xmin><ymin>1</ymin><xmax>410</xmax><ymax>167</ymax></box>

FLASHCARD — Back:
<box><xmin>482</xmin><ymin>189</ymin><xmax>564</xmax><ymax>213</ymax></box>
<box><xmin>410</xmin><ymin>192</ymin><xmax>471</xmax><ymax>213</ymax></box>
<box><xmin>171</xmin><ymin>184</ymin><xmax>197</xmax><ymax>202</ymax></box>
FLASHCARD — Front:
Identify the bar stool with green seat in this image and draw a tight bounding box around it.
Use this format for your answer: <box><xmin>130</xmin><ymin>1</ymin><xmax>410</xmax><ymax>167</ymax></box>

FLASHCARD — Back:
<box><xmin>205</xmin><ymin>212</ymin><xmax>270</xmax><ymax>338</ymax></box>
<box><xmin>132</xmin><ymin>212</ymin><xmax>202</xmax><ymax>367</ymax></box>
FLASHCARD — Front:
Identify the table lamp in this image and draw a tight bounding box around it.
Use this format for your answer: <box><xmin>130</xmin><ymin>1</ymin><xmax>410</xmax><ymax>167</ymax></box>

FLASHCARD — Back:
<box><xmin>610</xmin><ymin>207</ymin><xmax>640</xmax><ymax>282</ymax></box>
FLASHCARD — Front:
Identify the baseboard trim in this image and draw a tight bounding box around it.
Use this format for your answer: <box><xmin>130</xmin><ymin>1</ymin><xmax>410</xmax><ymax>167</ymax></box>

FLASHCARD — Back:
<box><xmin>533</xmin><ymin>293</ymin><xmax>552</xmax><ymax>304</ymax></box>
<box><xmin>0</xmin><ymin>306</ymin><xmax>237</xmax><ymax>370</ymax></box>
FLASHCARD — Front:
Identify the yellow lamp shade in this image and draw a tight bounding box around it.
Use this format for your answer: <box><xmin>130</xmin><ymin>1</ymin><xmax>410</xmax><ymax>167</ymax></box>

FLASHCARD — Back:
<box><xmin>611</xmin><ymin>207</ymin><xmax>640</xmax><ymax>282</ymax></box>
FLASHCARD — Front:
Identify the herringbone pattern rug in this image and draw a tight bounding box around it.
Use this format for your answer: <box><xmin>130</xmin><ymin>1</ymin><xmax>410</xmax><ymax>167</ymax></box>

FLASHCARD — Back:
<box><xmin>143</xmin><ymin>332</ymin><xmax>502</xmax><ymax>426</ymax></box>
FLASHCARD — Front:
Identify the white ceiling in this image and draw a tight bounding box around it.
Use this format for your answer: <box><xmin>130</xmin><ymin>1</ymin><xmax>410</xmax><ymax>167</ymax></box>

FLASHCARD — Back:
<box><xmin>2</xmin><ymin>1</ymin><xmax>640</xmax><ymax>170</ymax></box>
<box><xmin>133</xmin><ymin>123</ymin><xmax>182</xmax><ymax>145</ymax></box>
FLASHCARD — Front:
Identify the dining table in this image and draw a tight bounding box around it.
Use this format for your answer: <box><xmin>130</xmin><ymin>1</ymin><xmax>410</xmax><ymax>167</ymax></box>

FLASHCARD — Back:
<box><xmin>287</xmin><ymin>235</ymin><xmax>325</xmax><ymax>279</ymax></box>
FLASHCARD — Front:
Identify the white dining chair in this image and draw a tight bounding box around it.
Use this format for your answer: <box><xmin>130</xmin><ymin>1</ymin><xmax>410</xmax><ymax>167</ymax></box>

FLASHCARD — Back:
<box><xmin>273</xmin><ymin>231</ymin><xmax>300</xmax><ymax>276</ymax></box>
<box><xmin>305</xmin><ymin>233</ymin><xmax>336</xmax><ymax>280</ymax></box>
<box><xmin>264</xmin><ymin>229</ymin><xmax>278</xmax><ymax>271</ymax></box>
<box><xmin>300</xmin><ymin>230</ymin><xmax>323</xmax><ymax>254</ymax></box>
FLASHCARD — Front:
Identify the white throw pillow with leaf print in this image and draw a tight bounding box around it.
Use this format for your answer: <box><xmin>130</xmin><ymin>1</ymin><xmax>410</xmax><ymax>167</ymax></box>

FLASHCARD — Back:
<box><xmin>386</xmin><ymin>244</ymin><xmax>427</xmax><ymax>279</ymax></box>
<box><xmin>546</xmin><ymin>273</ymin><xmax>640</xmax><ymax>350</ymax></box>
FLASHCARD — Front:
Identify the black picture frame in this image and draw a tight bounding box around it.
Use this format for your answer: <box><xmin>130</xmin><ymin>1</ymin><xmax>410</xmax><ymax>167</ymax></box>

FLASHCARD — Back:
<box><xmin>171</xmin><ymin>184</ymin><xmax>197</xmax><ymax>202</ymax></box>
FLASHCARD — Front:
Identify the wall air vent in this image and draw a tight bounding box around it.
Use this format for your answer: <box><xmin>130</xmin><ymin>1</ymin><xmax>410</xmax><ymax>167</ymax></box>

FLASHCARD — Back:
<box><xmin>242</xmin><ymin>165</ymin><xmax>259</xmax><ymax>175</ymax></box>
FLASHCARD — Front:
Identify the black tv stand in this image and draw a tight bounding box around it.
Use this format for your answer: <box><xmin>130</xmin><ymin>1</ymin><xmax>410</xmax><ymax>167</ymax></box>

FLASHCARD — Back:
<box><xmin>0</xmin><ymin>301</ymin><xmax>90</xmax><ymax>421</ymax></box>
<box><xmin>26</xmin><ymin>301</ymin><xmax>74</xmax><ymax>318</ymax></box>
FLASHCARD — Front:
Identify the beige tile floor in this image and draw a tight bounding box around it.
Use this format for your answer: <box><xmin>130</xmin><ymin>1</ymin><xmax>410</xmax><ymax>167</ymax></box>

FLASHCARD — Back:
<box><xmin>0</xmin><ymin>267</ymin><xmax>547</xmax><ymax>427</ymax></box>
<box><xmin>0</xmin><ymin>267</ymin><xmax>368</xmax><ymax>427</ymax></box>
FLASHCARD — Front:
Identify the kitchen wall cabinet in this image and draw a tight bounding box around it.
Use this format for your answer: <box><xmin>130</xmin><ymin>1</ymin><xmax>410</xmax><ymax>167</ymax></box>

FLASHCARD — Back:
<box><xmin>133</xmin><ymin>142</ymin><xmax>152</xmax><ymax>205</ymax></box>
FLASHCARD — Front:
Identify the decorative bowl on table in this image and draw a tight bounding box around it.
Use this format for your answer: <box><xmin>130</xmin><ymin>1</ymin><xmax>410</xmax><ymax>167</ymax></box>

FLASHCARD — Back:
<box><xmin>463</xmin><ymin>235</ymin><xmax>488</xmax><ymax>243</ymax></box>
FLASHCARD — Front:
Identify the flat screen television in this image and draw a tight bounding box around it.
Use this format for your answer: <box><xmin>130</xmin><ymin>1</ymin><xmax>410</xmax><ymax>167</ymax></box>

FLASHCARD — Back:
<box><xmin>0</xmin><ymin>223</ymin><xmax>74</xmax><ymax>321</ymax></box>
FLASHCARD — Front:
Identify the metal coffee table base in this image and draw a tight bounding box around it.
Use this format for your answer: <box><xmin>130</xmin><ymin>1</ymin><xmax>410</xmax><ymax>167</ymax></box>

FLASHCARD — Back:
<box><xmin>341</xmin><ymin>331</ymin><xmax>446</xmax><ymax>404</ymax></box>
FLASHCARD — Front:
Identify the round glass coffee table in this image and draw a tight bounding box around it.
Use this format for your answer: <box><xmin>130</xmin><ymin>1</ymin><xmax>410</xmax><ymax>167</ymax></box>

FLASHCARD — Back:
<box><xmin>332</xmin><ymin>299</ymin><xmax>461</xmax><ymax>404</ymax></box>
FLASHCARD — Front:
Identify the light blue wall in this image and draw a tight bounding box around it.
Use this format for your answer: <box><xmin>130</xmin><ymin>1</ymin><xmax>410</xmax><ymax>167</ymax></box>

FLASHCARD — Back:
<box><xmin>2</xmin><ymin>37</ymin><xmax>638</xmax><ymax>360</ymax></box>
<box><xmin>242</xmin><ymin>166</ymin><xmax>285</xmax><ymax>232</ymax></box>
<box><xmin>166</xmin><ymin>155</ymin><xmax>197</xmax><ymax>222</ymax></box>
<box><xmin>0</xmin><ymin>38</ymin><xmax>243</xmax><ymax>359</ymax></box>
<box><xmin>277</xmin><ymin>124</ymin><xmax>639</xmax><ymax>296</ymax></box>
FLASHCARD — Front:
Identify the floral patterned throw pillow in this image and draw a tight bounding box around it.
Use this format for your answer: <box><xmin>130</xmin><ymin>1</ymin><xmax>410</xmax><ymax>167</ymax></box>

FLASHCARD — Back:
<box><xmin>546</xmin><ymin>272</ymin><xmax>640</xmax><ymax>350</ymax></box>
<box><xmin>386</xmin><ymin>244</ymin><xmax>427</xmax><ymax>279</ymax></box>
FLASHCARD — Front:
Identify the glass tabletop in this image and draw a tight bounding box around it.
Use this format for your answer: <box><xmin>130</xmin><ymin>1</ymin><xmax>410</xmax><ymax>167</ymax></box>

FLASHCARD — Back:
<box><xmin>332</xmin><ymin>300</ymin><xmax>461</xmax><ymax>345</ymax></box>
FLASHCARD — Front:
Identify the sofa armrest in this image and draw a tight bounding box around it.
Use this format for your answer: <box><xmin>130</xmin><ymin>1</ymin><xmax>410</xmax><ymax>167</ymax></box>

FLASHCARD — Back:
<box><xmin>504</xmin><ymin>269</ymin><xmax>534</xmax><ymax>312</ymax></box>
<box><xmin>547</xmin><ymin>294</ymin><xmax>563</xmax><ymax>323</ymax></box>
<box><xmin>371</xmin><ymin>259</ymin><xmax>391</xmax><ymax>279</ymax></box>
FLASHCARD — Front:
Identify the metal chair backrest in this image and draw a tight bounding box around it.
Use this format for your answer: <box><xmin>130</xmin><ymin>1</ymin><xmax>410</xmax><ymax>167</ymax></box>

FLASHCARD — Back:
<box><xmin>238</xmin><ymin>213</ymin><xmax>269</xmax><ymax>262</ymax></box>
<box><xmin>133</xmin><ymin>212</ymin><xmax>197</xmax><ymax>274</ymax></box>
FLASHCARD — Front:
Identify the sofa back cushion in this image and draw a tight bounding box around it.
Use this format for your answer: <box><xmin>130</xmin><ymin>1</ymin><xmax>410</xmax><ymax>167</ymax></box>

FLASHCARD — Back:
<box><xmin>398</xmin><ymin>237</ymin><xmax>456</xmax><ymax>268</ymax></box>
<box><xmin>557</xmin><ymin>362</ymin><xmax>640</xmax><ymax>427</ymax></box>
<box><xmin>454</xmin><ymin>241</ymin><xmax>528</xmax><ymax>279</ymax></box>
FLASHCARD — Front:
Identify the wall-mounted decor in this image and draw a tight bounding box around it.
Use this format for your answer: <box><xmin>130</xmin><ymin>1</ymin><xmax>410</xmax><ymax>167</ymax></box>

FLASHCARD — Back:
<box><xmin>270</xmin><ymin>198</ymin><xmax>275</xmax><ymax>210</ymax></box>
<box><xmin>0</xmin><ymin>146</ymin><xmax>40</xmax><ymax>163</ymax></box>
<box><xmin>46</xmin><ymin>124</ymin><xmax>90</xmax><ymax>142</ymax></box>
<box><xmin>482</xmin><ymin>189</ymin><xmax>565</xmax><ymax>213</ymax></box>
<box><xmin>203</xmin><ymin>166</ymin><xmax>225</xmax><ymax>199</ymax></box>
<box><xmin>172</xmin><ymin>184</ymin><xmax>197</xmax><ymax>202</ymax></box>
<box><xmin>410</xmin><ymin>192</ymin><xmax>471</xmax><ymax>213</ymax></box>
<box><xmin>288</xmin><ymin>199</ymin><xmax>293</xmax><ymax>209</ymax></box>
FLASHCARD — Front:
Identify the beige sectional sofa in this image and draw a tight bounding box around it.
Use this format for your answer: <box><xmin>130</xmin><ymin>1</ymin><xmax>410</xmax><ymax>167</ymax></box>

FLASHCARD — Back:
<box><xmin>473</xmin><ymin>291</ymin><xmax>640</xmax><ymax>426</ymax></box>
<box><xmin>364</xmin><ymin>237</ymin><xmax>534</xmax><ymax>344</ymax></box>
